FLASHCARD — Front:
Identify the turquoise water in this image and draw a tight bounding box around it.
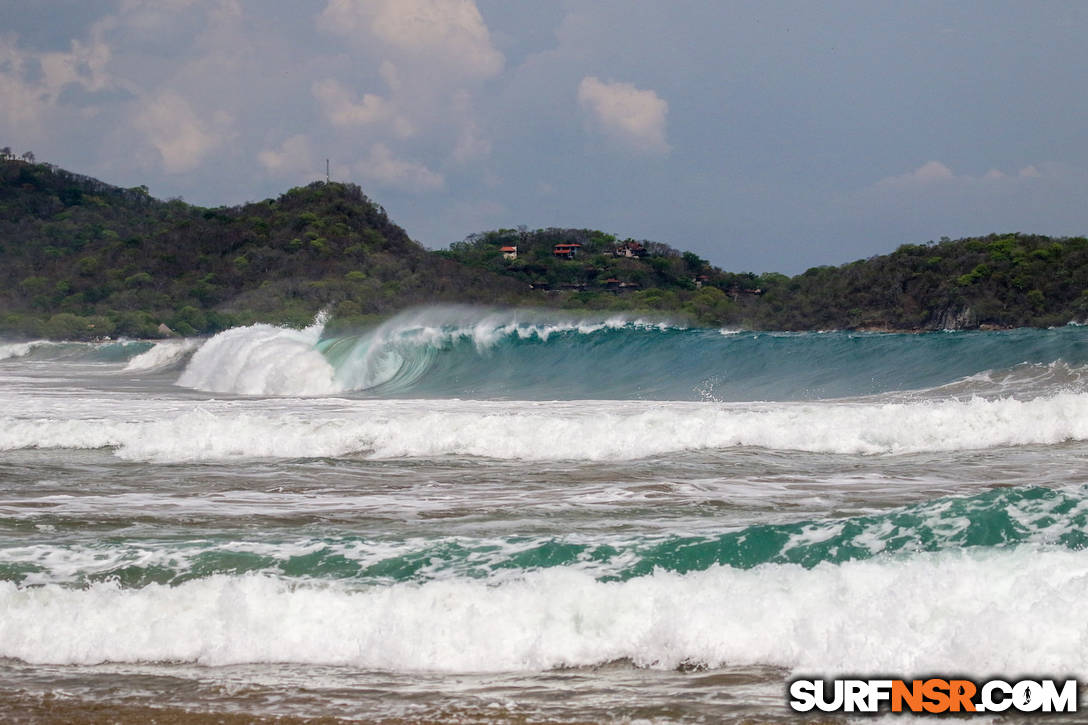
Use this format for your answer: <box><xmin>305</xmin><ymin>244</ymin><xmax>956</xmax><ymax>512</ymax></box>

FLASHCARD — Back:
<box><xmin>2</xmin><ymin>310</ymin><xmax>1087</xmax><ymax>721</ymax></box>
<box><xmin>3</xmin><ymin>484</ymin><xmax>1085</xmax><ymax>589</ymax></box>
<box><xmin>316</xmin><ymin>314</ymin><xmax>1088</xmax><ymax>399</ymax></box>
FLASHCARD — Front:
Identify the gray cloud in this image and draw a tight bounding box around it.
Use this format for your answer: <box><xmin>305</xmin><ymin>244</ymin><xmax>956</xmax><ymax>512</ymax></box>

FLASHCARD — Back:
<box><xmin>1</xmin><ymin>1</ymin><xmax>1085</xmax><ymax>274</ymax></box>
<box><xmin>578</xmin><ymin>76</ymin><xmax>669</xmax><ymax>156</ymax></box>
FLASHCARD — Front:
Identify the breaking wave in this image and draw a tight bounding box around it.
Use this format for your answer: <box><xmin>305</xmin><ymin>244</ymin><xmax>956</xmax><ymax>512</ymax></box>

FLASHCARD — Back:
<box><xmin>123</xmin><ymin>339</ymin><xmax>201</xmax><ymax>372</ymax></box>
<box><xmin>3</xmin><ymin>393</ymin><xmax>1088</xmax><ymax>462</ymax></box>
<box><xmin>176</xmin><ymin>315</ymin><xmax>335</xmax><ymax>395</ymax></box>
<box><xmin>0</xmin><ymin>339</ymin><xmax>151</xmax><ymax>363</ymax></box>
<box><xmin>168</xmin><ymin>308</ymin><xmax>1088</xmax><ymax>400</ymax></box>
<box><xmin>0</xmin><ymin>340</ymin><xmax>54</xmax><ymax>361</ymax></box>
<box><xmin>175</xmin><ymin>308</ymin><xmax>684</xmax><ymax>397</ymax></box>
<box><xmin>1</xmin><ymin>546</ymin><xmax>1085</xmax><ymax>674</ymax></box>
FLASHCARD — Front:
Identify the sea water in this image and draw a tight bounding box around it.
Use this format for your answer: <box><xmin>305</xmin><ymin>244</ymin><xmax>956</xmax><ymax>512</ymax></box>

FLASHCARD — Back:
<box><xmin>2</xmin><ymin>307</ymin><xmax>1088</xmax><ymax>722</ymax></box>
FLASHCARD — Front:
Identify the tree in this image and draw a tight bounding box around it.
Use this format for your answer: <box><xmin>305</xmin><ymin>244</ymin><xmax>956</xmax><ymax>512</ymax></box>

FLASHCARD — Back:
<box><xmin>21</xmin><ymin>151</ymin><xmax>35</xmax><ymax>163</ymax></box>
<box><xmin>682</xmin><ymin>250</ymin><xmax>708</xmax><ymax>272</ymax></box>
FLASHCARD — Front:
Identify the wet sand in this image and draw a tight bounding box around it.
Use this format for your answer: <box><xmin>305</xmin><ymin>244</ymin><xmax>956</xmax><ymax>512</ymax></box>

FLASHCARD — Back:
<box><xmin>0</xmin><ymin>690</ymin><xmax>826</xmax><ymax>724</ymax></box>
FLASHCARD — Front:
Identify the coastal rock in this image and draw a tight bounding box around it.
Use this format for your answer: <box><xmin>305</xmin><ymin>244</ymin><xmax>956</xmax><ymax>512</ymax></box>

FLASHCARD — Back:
<box><xmin>935</xmin><ymin>306</ymin><xmax>976</xmax><ymax>330</ymax></box>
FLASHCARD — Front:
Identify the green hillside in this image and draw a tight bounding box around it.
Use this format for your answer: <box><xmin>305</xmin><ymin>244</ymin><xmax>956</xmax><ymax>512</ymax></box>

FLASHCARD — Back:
<box><xmin>441</xmin><ymin>228</ymin><xmax>1088</xmax><ymax>331</ymax></box>
<box><xmin>745</xmin><ymin>234</ymin><xmax>1088</xmax><ymax>330</ymax></box>
<box><xmin>439</xmin><ymin>227</ymin><xmax>745</xmax><ymax>323</ymax></box>
<box><xmin>1</xmin><ymin>157</ymin><xmax>1086</xmax><ymax>338</ymax></box>
<box><xmin>0</xmin><ymin>159</ymin><xmax>527</xmax><ymax>338</ymax></box>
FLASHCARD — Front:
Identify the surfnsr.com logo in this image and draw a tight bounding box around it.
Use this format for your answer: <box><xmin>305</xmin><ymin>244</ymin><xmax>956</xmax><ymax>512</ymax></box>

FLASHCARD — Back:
<box><xmin>789</xmin><ymin>678</ymin><xmax>1078</xmax><ymax>714</ymax></box>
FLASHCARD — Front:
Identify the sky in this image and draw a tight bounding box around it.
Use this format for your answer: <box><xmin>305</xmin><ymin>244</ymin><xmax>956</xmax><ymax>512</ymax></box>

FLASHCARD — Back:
<box><xmin>2</xmin><ymin>0</ymin><xmax>1087</xmax><ymax>274</ymax></box>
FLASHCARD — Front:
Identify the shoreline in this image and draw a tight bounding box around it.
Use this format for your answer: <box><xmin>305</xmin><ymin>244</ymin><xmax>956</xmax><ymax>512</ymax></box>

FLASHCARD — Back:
<box><xmin>0</xmin><ymin>692</ymin><xmax>603</xmax><ymax>725</ymax></box>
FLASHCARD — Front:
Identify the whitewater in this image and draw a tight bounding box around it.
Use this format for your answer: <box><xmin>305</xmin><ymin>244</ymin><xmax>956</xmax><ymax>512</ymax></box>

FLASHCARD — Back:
<box><xmin>3</xmin><ymin>307</ymin><xmax>1088</xmax><ymax>722</ymax></box>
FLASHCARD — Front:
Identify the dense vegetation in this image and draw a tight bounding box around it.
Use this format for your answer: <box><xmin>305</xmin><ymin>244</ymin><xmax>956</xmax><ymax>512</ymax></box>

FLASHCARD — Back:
<box><xmin>744</xmin><ymin>235</ymin><xmax>1088</xmax><ymax>331</ymax></box>
<box><xmin>1</xmin><ymin>157</ymin><xmax>1085</xmax><ymax>338</ymax></box>
<box><xmin>439</xmin><ymin>229</ymin><xmax>1088</xmax><ymax>331</ymax></box>
<box><xmin>0</xmin><ymin>159</ymin><xmax>526</xmax><ymax>338</ymax></box>
<box><xmin>439</xmin><ymin>227</ymin><xmax>748</xmax><ymax>323</ymax></box>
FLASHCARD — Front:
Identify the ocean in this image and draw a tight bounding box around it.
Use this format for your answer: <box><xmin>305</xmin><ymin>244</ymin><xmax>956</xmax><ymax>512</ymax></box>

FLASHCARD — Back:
<box><xmin>2</xmin><ymin>306</ymin><xmax>1088</xmax><ymax>722</ymax></box>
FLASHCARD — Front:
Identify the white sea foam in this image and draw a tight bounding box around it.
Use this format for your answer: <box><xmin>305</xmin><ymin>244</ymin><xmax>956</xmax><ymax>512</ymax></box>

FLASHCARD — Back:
<box><xmin>1</xmin><ymin>393</ymin><xmax>1087</xmax><ymax>462</ymax></box>
<box><xmin>355</xmin><ymin>308</ymin><xmax>677</xmax><ymax>349</ymax></box>
<box><xmin>123</xmin><ymin>339</ymin><xmax>201</xmax><ymax>372</ymax></box>
<box><xmin>176</xmin><ymin>315</ymin><xmax>337</xmax><ymax>395</ymax></box>
<box><xmin>0</xmin><ymin>547</ymin><xmax>1084</xmax><ymax>674</ymax></box>
<box><xmin>903</xmin><ymin>360</ymin><xmax>1088</xmax><ymax>401</ymax></box>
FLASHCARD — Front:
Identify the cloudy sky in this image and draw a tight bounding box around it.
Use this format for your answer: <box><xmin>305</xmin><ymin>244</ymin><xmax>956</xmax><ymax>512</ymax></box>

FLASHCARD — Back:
<box><xmin>3</xmin><ymin>0</ymin><xmax>1086</xmax><ymax>273</ymax></box>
